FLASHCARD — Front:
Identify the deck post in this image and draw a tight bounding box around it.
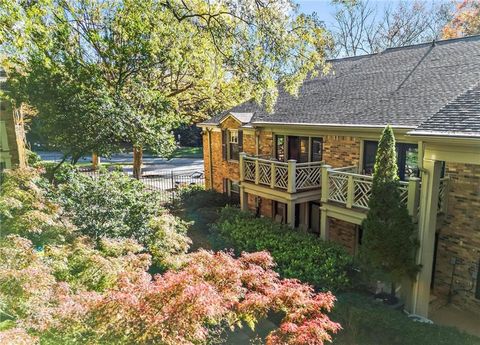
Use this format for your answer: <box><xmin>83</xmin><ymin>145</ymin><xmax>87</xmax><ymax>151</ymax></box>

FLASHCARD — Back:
<box><xmin>321</xmin><ymin>165</ymin><xmax>331</xmax><ymax>203</ymax></box>
<box><xmin>240</xmin><ymin>185</ymin><xmax>248</xmax><ymax>211</ymax></box>
<box><xmin>287</xmin><ymin>200</ymin><xmax>296</xmax><ymax>227</ymax></box>
<box><xmin>270</xmin><ymin>162</ymin><xmax>276</xmax><ymax>189</ymax></box>
<box><xmin>410</xmin><ymin>159</ymin><xmax>442</xmax><ymax>317</ymax></box>
<box><xmin>239</xmin><ymin>152</ymin><xmax>246</xmax><ymax>182</ymax></box>
<box><xmin>320</xmin><ymin>206</ymin><xmax>329</xmax><ymax>240</ymax></box>
<box><xmin>287</xmin><ymin>160</ymin><xmax>297</xmax><ymax>193</ymax></box>
<box><xmin>346</xmin><ymin>175</ymin><xmax>354</xmax><ymax>208</ymax></box>
<box><xmin>407</xmin><ymin>177</ymin><xmax>420</xmax><ymax>222</ymax></box>
<box><xmin>254</xmin><ymin>159</ymin><xmax>260</xmax><ymax>185</ymax></box>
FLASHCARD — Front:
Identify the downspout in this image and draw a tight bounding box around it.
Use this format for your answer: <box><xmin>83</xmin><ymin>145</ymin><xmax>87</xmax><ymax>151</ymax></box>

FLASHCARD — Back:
<box><xmin>207</xmin><ymin>128</ymin><xmax>214</xmax><ymax>190</ymax></box>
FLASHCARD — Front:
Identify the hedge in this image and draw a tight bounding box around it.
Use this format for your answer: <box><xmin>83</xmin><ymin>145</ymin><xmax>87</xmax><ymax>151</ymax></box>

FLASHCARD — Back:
<box><xmin>210</xmin><ymin>207</ymin><xmax>352</xmax><ymax>291</ymax></box>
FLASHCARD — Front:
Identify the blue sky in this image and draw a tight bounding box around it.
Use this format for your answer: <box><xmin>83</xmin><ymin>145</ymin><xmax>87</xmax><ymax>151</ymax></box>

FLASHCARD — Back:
<box><xmin>295</xmin><ymin>0</ymin><xmax>407</xmax><ymax>26</ymax></box>
<box><xmin>296</xmin><ymin>0</ymin><xmax>335</xmax><ymax>25</ymax></box>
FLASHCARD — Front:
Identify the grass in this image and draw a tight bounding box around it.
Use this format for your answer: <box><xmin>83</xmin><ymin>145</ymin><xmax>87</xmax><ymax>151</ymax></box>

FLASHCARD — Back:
<box><xmin>171</xmin><ymin>146</ymin><xmax>203</xmax><ymax>158</ymax></box>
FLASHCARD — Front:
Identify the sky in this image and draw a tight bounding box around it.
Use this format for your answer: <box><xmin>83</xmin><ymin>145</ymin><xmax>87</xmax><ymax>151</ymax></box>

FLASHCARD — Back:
<box><xmin>296</xmin><ymin>0</ymin><xmax>336</xmax><ymax>25</ymax></box>
<box><xmin>295</xmin><ymin>0</ymin><xmax>417</xmax><ymax>27</ymax></box>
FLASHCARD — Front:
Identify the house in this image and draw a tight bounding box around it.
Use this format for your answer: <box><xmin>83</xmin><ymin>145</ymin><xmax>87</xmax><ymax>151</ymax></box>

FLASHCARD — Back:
<box><xmin>0</xmin><ymin>68</ymin><xmax>27</xmax><ymax>170</ymax></box>
<box><xmin>199</xmin><ymin>35</ymin><xmax>480</xmax><ymax>321</ymax></box>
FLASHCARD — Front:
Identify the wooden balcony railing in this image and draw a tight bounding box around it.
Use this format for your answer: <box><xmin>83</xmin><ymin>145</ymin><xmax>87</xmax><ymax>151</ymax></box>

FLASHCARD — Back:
<box><xmin>321</xmin><ymin>165</ymin><xmax>449</xmax><ymax>221</ymax></box>
<box><xmin>239</xmin><ymin>153</ymin><xmax>322</xmax><ymax>193</ymax></box>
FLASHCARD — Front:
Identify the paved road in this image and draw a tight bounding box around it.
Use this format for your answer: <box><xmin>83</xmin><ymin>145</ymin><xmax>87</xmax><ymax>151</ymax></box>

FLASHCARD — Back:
<box><xmin>36</xmin><ymin>151</ymin><xmax>204</xmax><ymax>175</ymax></box>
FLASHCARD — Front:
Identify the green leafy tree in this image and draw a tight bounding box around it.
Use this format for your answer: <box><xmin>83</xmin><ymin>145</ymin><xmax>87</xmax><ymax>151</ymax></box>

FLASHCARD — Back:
<box><xmin>2</xmin><ymin>0</ymin><xmax>332</xmax><ymax>175</ymax></box>
<box><xmin>56</xmin><ymin>170</ymin><xmax>191</xmax><ymax>269</ymax></box>
<box><xmin>360</xmin><ymin>126</ymin><xmax>419</xmax><ymax>299</ymax></box>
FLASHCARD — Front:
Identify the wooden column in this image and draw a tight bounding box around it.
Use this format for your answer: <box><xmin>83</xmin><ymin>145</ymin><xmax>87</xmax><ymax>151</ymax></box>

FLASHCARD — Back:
<box><xmin>239</xmin><ymin>152</ymin><xmax>246</xmax><ymax>182</ymax></box>
<box><xmin>287</xmin><ymin>159</ymin><xmax>297</xmax><ymax>193</ymax></box>
<box><xmin>407</xmin><ymin>177</ymin><xmax>421</xmax><ymax>222</ymax></box>
<box><xmin>320</xmin><ymin>206</ymin><xmax>329</xmax><ymax>240</ymax></box>
<box><xmin>240</xmin><ymin>186</ymin><xmax>248</xmax><ymax>211</ymax></box>
<box><xmin>410</xmin><ymin>159</ymin><xmax>442</xmax><ymax>317</ymax></box>
<box><xmin>287</xmin><ymin>200</ymin><xmax>296</xmax><ymax>228</ymax></box>
<box><xmin>321</xmin><ymin>165</ymin><xmax>331</xmax><ymax>203</ymax></box>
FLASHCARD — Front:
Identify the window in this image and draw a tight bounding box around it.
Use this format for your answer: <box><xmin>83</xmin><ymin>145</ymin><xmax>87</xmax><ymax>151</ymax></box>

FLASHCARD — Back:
<box><xmin>275</xmin><ymin>135</ymin><xmax>285</xmax><ymax>161</ymax></box>
<box><xmin>311</xmin><ymin>137</ymin><xmax>323</xmax><ymax>162</ymax></box>
<box><xmin>229</xmin><ymin>180</ymin><xmax>240</xmax><ymax>203</ymax></box>
<box><xmin>299</xmin><ymin>137</ymin><xmax>309</xmax><ymax>163</ymax></box>
<box><xmin>273</xmin><ymin>201</ymin><xmax>287</xmax><ymax>224</ymax></box>
<box><xmin>362</xmin><ymin>140</ymin><xmax>419</xmax><ymax>181</ymax></box>
<box><xmin>228</xmin><ymin>130</ymin><xmax>239</xmax><ymax>161</ymax></box>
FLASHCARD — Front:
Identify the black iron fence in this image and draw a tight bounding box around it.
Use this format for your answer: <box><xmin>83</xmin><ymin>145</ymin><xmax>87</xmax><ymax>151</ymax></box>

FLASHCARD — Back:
<box><xmin>78</xmin><ymin>168</ymin><xmax>205</xmax><ymax>204</ymax></box>
<box><xmin>139</xmin><ymin>170</ymin><xmax>205</xmax><ymax>204</ymax></box>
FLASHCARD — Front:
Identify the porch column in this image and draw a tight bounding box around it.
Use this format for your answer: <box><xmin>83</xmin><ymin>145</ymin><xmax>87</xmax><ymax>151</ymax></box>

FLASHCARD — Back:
<box><xmin>320</xmin><ymin>206</ymin><xmax>329</xmax><ymax>240</ymax></box>
<box><xmin>240</xmin><ymin>186</ymin><xmax>248</xmax><ymax>211</ymax></box>
<box><xmin>286</xmin><ymin>201</ymin><xmax>296</xmax><ymax>228</ymax></box>
<box><xmin>410</xmin><ymin>158</ymin><xmax>442</xmax><ymax>317</ymax></box>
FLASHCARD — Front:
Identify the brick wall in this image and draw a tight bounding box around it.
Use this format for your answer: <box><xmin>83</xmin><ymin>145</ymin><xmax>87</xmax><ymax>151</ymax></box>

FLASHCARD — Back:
<box><xmin>433</xmin><ymin>163</ymin><xmax>480</xmax><ymax>314</ymax></box>
<box><xmin>328</xmin><ymin>218</ymin><xmax>358</xmax><ymax>255</ymax></box>
<box><xmin>202</xmin><ymin>117</ymin><xmax>242</xmax><ymax>192</ymax></box>
<box><xmin>258</xmin><ymin>130</ymin><xmax>273</xmax><ymax>157</ymax></box>
<box><xmin>246</xmin><ymin>194</ymin><xmax>273</xmax><ymax>218</ymax></box>
<box><xmin>323</xmin><ymin>135</ymin><xmax>360</xmax><ymax>168</ymax></box>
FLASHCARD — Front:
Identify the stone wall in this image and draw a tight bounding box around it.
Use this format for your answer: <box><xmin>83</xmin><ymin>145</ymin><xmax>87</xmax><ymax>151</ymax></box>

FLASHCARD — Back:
<box><xmin>433</xmin><ymin>163</ymin><xmax>480</xmax><ymax>314</ymax></box>
<box><xmin>328</xmin><ymin>218</ymin><xmax>358</xmax><ymax>255</ymax></box>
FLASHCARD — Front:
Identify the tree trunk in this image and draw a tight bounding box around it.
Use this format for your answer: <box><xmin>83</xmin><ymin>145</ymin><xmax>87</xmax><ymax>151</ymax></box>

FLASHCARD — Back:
<box><xmin>133</xmin><ymin>146</ymin><xmax>143</xmax><ymax>179</ymax></box>
<box><xmin>92</xmin><ymin>152</ymin><xmax>100</xmax><ymax>170</ymax></box>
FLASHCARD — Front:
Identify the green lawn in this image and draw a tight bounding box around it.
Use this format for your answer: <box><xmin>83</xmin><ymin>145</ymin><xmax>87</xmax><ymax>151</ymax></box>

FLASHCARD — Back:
<box><xmin>171</xmin><ymin>146</ymin><xmax>203</xmax><ymax>158</ymax></box>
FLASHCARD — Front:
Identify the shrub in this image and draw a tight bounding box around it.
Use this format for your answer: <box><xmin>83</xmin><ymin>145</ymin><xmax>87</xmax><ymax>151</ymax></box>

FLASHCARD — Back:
<box><xmin>332</xmin><ymin>293</ymin><xmax>480</xmax><ymax>345</ymax></box>
<box><xmin>0</xmin><ymin>168</ymin><xmax>74</xmax><ymax>245</ymax></box>
<box><xmin>210</xmin><ymin>207</ymin><xmax>352</xmax><ymax>291</ymax></box>
<box><xmin>44</xmin><ymin>236</ymin><xmax>151</xmax><ymax>292</ymax></box>
<box><xmin>178</xmin><ymin>186</ymin><xmax>232</xmax><ymax>211</ymax></box>
<box><xmin>56</xmin><ymin>170</ymin><xmax>191</xmax><ymax>270</ymax></box>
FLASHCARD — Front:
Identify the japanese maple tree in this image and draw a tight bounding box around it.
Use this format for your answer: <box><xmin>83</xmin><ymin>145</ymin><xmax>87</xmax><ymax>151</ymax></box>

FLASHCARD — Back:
<box><xmin>24</xmin><ymin>250</ymin><xmax>340</xmax><ymax>344</ymax></box>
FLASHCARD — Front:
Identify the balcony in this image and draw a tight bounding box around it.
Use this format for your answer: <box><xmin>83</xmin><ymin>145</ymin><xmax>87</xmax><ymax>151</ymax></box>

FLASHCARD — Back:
<box><xmin>321</xmin><ymin>165</ymin><xmax>449</xmax><ymax>221</ymax></box>
<box><xmin>239</xmin><ymin>153</ymin><xmax>322</xmax><ymax>193</ymax></box>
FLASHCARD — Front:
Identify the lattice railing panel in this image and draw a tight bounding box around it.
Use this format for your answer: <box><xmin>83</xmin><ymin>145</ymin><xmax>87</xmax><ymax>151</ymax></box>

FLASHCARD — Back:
<box><xmin>438</xmin><ymin>178</ymin><xmax>448</xmax><ymax>213</ymax></box>
<box><xmin>258</xmin><ymin>162</ymin><xmax>271</xmax><ymax>186</ymax></box>
<box><xmin>353</xmin><ymin>178</ymin><xmax>372</xmax><ymax>209</ymax></box>
<box><xmin>399</xmin><ymin>183</ymin><xmax>409</xmax><ymax>205</ymax></box>
<box><xmin>244</xmin><ymin>160</ymin><xmax>255</xmax><ymax>181</ymax></box>
<box><xmin>275</xmin><ymin>165</ymin><xmax>288</xmax><ymax>189</ymax></box>
<box><xmin>296</xmin><ymin>165</ymin><xmax>321</xmax><ymax>190</ymax></box>
<box><xmin>328</xmin><ymin>172</ymin><xmax>348</xmax><ymax>204</ymax></box>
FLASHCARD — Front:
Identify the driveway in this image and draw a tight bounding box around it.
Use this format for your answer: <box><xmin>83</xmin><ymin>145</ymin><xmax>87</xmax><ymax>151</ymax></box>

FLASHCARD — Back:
<box><xmin>36</xmin><ymin>151</ymin><xmax>204</xmax><ymax>174</ymax></box>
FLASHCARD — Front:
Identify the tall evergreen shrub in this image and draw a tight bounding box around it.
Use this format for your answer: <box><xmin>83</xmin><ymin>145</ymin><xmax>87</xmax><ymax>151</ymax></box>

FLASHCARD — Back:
<box><xmin>360</xmin><ymin>126</ymin><xmax>419</xmax><ymax>298</ymax></box>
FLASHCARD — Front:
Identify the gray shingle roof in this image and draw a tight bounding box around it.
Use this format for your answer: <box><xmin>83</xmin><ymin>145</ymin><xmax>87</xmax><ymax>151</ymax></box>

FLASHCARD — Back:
<box><xmin>410</xmin><ymin>83</ymin><xmax>480</xmax><ymax>137</ymax></box>
<box><xmin>202</xmin><ymin>35</ymin><xmax>480</xmax><ymax>130</ymax></box>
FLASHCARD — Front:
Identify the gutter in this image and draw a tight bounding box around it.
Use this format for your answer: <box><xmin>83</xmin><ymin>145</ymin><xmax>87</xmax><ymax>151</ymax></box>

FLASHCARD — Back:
<box><xmin>206</xmin><ymin>128</ymin><xmax>214</xmax><ymax>190</ymax></box>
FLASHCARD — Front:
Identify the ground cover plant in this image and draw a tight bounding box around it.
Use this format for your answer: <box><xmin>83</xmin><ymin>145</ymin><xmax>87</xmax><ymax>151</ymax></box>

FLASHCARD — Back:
<box><xmin>331</xmin><ymin>293</ymin><xmax>480</xmax><ymax>345</ymax></box>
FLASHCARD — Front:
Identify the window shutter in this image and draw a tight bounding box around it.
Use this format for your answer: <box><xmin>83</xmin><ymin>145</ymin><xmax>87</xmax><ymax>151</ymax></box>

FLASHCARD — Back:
<box><xmin>238</xmin><ymin>130</ymin><xmax>243</xmax><ymax>153</ymax></box>
<box><xmin>221</xmin><ymin>130</ymin><xmax>227</xmax><ymax>160</ymax></box>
